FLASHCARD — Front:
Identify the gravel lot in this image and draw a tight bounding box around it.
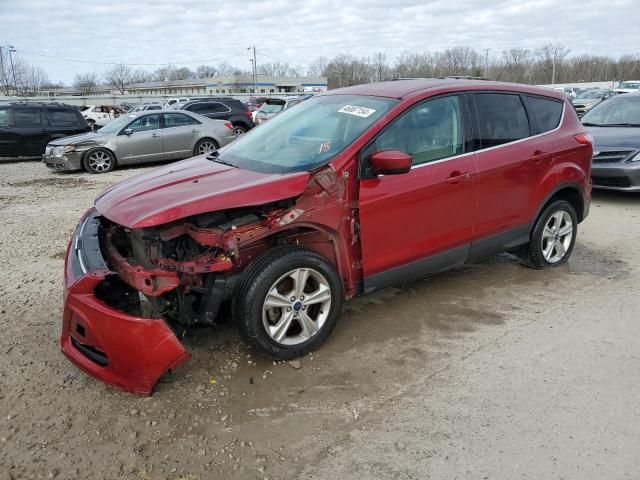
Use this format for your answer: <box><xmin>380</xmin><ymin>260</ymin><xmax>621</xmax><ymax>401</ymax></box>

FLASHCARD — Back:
<box><xmin>1</xmin><ymin>160</ymin><xmax>639</xmax><ymax>480</ymax></box>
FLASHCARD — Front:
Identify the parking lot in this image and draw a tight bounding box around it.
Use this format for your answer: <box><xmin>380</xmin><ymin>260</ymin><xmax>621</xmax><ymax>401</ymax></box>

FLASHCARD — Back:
<box><xmin>0</xmin><ymin>160</ymin><xmax>638</xmax><ymax>479</ymax></box>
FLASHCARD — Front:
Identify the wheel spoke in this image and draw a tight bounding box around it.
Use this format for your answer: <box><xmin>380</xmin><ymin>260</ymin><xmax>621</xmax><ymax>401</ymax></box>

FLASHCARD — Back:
<box><xmin>292</xmin><ymin>269</ymin><xmax>310</xmax><ymax>299</ymax></box>
<box><xmin>558</xmin><ymin>223</ymin><xmax>573</xmax><ymax>237</ymax></box>
<box><xmin>298</xmin><ymin>311</ymin><xmax>318</xmax><ymax>339</ymax></box>
<box><xmin>555</xmin><ymin>241</ymin><xmax>566</xmax><ymax>258</ymax></box>
<box><xmin>303</xmin><ymin>284</ymin><xmax>331</xmax><ymax>305</ymax></box>
<box><xmin>542</xmin><ymin>225</ymin><xmax>555</xmax><ymax>239</ymax></box>
<box><xmin>271</xmin><ymin>311</ymin><xmax>295</xmax><ymax>342</ymax></box>
<box><xmin>264</xmin><ymin>289</ymin><xmax>291</xmax><ymax>309</ymax></box>
<box><xmin>542</xmin><ymin>240</ymin><xmax>554</xmax><ymax>260</ymax></box>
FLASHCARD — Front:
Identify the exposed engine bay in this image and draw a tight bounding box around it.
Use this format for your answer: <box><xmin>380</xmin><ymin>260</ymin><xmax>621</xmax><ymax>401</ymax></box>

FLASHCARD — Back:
<box><xmin>95</xmin><ymin>198</ymin><xmax>336</xmax><ymax>328</ymax></box>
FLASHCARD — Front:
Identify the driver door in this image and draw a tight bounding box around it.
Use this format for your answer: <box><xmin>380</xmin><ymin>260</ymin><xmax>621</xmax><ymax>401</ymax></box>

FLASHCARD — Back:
<box><xmin>358</xmin><ymin>94</ymin><xmax>477</xmax><ymax>292</ymax></box>
<box><xmin>116</xmin><ymin>114</ymin><xmax>164</xmax><ymax>164</ymax></box>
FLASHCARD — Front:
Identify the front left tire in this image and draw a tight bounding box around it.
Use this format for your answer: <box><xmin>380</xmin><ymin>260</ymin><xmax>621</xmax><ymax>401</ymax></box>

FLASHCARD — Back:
<box><xmin>233</xmin><ymin>247</ymin><xmax>343</xmax><ymax>359</ymax></box>
<box><xmin>83</xmin><ymin>148</ymin><xmax>116</xmax><ymax>174</ymax></box>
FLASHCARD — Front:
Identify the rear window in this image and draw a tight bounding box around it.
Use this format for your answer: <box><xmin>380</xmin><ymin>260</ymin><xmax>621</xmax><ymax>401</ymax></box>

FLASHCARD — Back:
<box><xmin>475</xmin><ymin>93</ymin><xmax>530</xmax><ymax>148</ymax></box>
<box><xmin>526</xmin><ymin>96</ymin><xmax>563</xmax><ymax>133</ymax></box>
<box><xmin>13</xmin><ymin>109</ymin><xmax>42</xmax><ymax>128</ymax></box>
<box><xmin>0</xmin><ymin>108</ymin><xmax>10</xmax><ymax>127</ymax></box>
<box><xmin>46</xmin><ymin>109</ymin><xmax>82</xmax><ymax>127</ymax></box>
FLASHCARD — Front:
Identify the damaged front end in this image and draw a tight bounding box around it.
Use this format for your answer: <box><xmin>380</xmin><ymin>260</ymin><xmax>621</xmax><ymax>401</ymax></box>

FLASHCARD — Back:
<box><xmin>61</xmin><ymin>199</ymin><xmax>306</xmax><ymax>395</ymax></box>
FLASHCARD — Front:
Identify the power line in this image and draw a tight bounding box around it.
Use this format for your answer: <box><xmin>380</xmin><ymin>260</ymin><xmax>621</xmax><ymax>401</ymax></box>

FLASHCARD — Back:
<box><xmin>16</xmin><ymin>48</ymin><xmax>247</xmax><ymax>67</ymax></box>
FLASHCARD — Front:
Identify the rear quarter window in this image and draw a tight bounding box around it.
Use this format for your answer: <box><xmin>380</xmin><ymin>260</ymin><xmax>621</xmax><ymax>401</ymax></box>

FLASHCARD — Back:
<box><xmin>0</xmin><ymin>108</ymin><xmax>10</xmax><ymax>127</ymax></box>
<box><xmin>474</xmin><ymin>93</ymin><xmax>530</xmax><ymax>149</ymax></box>
<box><xmin>46</xmin><ymin>109</ymin><xmax>84</xmax><ymax>127</ymax></box>
<box><xmin>526</xmin><ymin>96</ymin><xmax>564</xmax><ymax>133</ymax></box>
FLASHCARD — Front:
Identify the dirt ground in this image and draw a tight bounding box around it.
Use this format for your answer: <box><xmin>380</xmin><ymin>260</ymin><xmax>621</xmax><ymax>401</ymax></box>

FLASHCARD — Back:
<box><xmin>1</xmin><ymin>160</ymin><xmax>639</xmax><ymax>480</ymax></box>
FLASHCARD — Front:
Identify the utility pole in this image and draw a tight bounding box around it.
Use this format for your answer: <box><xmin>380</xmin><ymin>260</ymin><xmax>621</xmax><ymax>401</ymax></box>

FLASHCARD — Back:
<box><xmin>551</xmin><ymin>50</ymin><xmax>556</xmax><ymax>85</ymax></box>
<box><xmin>0</xmin><ymin>47</ymin><xmax>6</xmax><ymax>95</ymax></box>
<box><xmin>247</xmin><ymin>46</ymin><xmax>257</xmax><ymax>93</ymax></box>
<box><xmin>484</xmin><ymin>49</ymin><xmax>490</xmax><ymax>78</ymax></box>
<box><xmin>8</xmin><ymin>46</ymin><xmax>17</xmax><ymax>94</ymax></box>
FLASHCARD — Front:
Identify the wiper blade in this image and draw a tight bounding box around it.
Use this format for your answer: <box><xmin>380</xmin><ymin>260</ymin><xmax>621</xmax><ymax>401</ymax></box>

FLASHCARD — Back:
<box><xmin>603</xmin><ymin>123</ymin><xmax>640</xmax><ymax>127</ymax></box>
<box><xmin>206</xmin><ymin>151</ymin><xmax>236</xmax><ymax>167</ymax></box>
<box><xmin>581</xmin><ymin>122</ymin><xmax>602</xmax><ymax>126</ymax></box>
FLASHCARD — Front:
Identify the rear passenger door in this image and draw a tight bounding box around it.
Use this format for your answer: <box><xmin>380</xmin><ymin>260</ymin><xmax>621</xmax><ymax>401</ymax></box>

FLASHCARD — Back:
<box><xmin>162</xmin><ymin>113</ymin><xmax>201</xmax><ymax>159</ymax></box>
<box><xmin>469</xmin><ymin>92</ymin><xmax>563</xmax><ymax>260</ymax></box>
<box><xmin>45</xmin><ymin>108</ymin><xmax>89</xmax><ymax>142</ymax></box>
<box><xmin>189</xmin><ymin>102</ymin><xmax>230</xmax><ymax>120</ymax></box>
<box><xmin>13</xmin><ymin>108</ymin><xmax>47</xmax><ymax>156</ymax></box>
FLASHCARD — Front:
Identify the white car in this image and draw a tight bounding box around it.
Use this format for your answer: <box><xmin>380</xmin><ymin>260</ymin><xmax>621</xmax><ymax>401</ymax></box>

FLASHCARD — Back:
<box><xmin>615</xmin><ymin>80</ymin><xmax>640</xmax><ymax>94</ymax></box>
<box><xmin>129</xmin><ymin>103</ymin><xmax>164</xmax><ymax>113</ymax></box>
<box><xmin>164</xmin><ymin>98</ymin><xmax>191</xmax><ymax>109</ymax></box>
<box><xmin>82</xmin><ymin>105</ymin><xmax>126</xmax><ymax>130</ymax></box>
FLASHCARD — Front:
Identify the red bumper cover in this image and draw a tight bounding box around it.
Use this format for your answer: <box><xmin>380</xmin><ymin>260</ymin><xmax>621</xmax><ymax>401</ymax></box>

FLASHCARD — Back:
<box><xmin>60</xmin><ymin>211</ymin><xmax>190</xmax><ymax>395</ymax></box>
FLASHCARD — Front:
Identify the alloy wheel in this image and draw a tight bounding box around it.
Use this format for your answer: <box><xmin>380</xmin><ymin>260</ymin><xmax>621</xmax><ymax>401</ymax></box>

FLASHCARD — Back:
<box><xmin>541</xmin><ymin>210</ymin><xmax>573</xmax><ymax>263</ymax></box>
<box><xmin>262</xmin><ymin>268</ymin><xmax>332</xmax><ymax>345</ymax></box>
<box><xmin>87</xmin><ymin>151</ymin><xmax>113</xmax><ymax>173</ymax></box>
<box><xmin>198</xmin><ymin>141</ymin><xmax>217</xmax><ymax>155</ymax></box>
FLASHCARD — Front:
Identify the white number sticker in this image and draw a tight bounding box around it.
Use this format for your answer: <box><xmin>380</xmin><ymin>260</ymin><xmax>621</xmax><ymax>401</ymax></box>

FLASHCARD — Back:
<box><xmin>338</xmin><ymin>105</ymin><xmax>376</xmax><ymax>118</ymax></box>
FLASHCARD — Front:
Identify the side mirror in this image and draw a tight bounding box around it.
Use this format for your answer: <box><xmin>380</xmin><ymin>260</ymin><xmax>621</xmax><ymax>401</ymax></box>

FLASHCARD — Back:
<box><xmin>370</xmin><ymin>150</ymin><xmax>412</xmax><ymax>175</ymax></box>
<box><xmin>123</xmin><ymin>128</ymin><xmax>133</xmax><ymax>136</ymax></box>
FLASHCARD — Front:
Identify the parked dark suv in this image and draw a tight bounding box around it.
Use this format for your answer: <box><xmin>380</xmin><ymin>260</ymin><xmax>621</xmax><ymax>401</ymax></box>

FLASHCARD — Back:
<box><xmin>61</xmin><ymin>80</ymin><xmax>592</xmax><ymax>395</ymax></box>
<box><xmin>0</xmin><ymin>102</ymin><xmax>90</xmax><ymax>158</ymax></box>
<box><xmin>168</xmin><ymin>98</ymin><xmax>254</xmax><ymax>136</ymax></box>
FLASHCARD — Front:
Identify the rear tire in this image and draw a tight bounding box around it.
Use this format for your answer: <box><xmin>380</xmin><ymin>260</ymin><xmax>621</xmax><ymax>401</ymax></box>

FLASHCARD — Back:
<box><xmin>517</xmin><ymin>200</ymin><xmax>577</xmax><ymax>269</ymax></box>
<box><xmin>232</xmin><ymin>125</ymin><xmax>247</xmax><ymax>137</ymax></box>
<box><xmin>194</xmin><ymin>138</ymin><xmax>219</xmax><ymax>156</ymax></box>
<box><xmin>233</xmin><ymin>247</ymin><xmax>343</xmax><ymax>359</ymax></box>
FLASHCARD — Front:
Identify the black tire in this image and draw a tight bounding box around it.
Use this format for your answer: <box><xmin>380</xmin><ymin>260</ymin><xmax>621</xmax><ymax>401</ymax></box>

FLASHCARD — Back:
<box><xmin>517</xmin><ymin>200</ymin><xmax>577</xmax><ymax>269</ymax></box>
<box><xmin>193</xmin><ymin>138</ymin><xmax>219</xmax><ymax>156</ymax></box>
<box><xmin>232</xmin><ymin>125</ymin><xmax>247</xmax><ymax>137</ymax></box>
<box><xmin>233</xmin><ymin>246</ymin><xmax>343</xmax><ymax>359</ymax></box>
<box><xmin>82</xmin><ymin>148</ymin><xmax>116</xmax><ymax>174</ymax></box>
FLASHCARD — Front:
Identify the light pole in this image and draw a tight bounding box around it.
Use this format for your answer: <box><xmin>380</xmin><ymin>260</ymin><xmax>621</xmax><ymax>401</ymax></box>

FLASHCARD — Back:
<box><xmin>247</xmin><ymin>46</ymin><xmax>257</xmax><ymax>93</ymax></box>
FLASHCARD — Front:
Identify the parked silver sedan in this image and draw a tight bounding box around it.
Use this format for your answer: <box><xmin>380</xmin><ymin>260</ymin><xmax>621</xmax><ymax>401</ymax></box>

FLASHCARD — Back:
<box><xmin>43</xmin><ymin>110</ymin><xmax>236</xmax><ymax>173</ymax></box>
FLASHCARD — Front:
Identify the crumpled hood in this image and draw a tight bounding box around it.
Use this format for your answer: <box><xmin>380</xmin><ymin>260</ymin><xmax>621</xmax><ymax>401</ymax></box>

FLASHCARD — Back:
<box><xmin>51</xmin><ymin>132</ymin><xmax>105</xmax><ymax>146</ymax></box>
<box><xmin>95</xmin><ymin>156</ymin><xmax>310</xmax><ymax>228</ymax></box>
<box><xmin>586</xmin><ymin>126</ymin><xmax>640</xmax><ymax>148</ymax></box>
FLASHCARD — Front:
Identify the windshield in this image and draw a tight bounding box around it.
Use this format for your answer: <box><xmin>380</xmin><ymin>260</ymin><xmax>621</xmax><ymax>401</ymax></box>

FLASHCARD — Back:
<box><xmin>577</xmin><ymin>90</ymin><xmax>605</xmax><ymax>99</ymax></box>
<box><xmin>217</xmin><ymin>95</ymin><xmax>398</xmax><ymax>174</ymax></box>
<box><xmin>259</xmin><ymin>101</ymin><xmax>286</xmax><ymax>114</ymax></box>
<box><xmin>581</xmin><ymin>97</ymin><xmax>640</xmax><ymax>126</ymax></box>
<box><xmin>97</xmin><ymin>114</ymin><xmax>138</xmax><ymax>133</ymax></box>
<box><xmin>618</xmin><ymin>82</ymin><xmax>640</xmax><ymax>89</ymax></box>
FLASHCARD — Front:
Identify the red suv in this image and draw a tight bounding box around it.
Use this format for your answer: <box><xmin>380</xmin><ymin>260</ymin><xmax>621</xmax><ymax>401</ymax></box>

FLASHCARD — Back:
<box><xmin>61</xmin><ymin>80</ymin><xmax>592</xmax><ymax>394</ymax></box>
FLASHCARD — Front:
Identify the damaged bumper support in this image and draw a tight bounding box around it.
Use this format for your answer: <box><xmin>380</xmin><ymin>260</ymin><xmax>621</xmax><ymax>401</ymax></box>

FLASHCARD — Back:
<box><xmin>60</xmin><ymin>210</ymin><xmax>190</xmax><ymax>395</ymax></box>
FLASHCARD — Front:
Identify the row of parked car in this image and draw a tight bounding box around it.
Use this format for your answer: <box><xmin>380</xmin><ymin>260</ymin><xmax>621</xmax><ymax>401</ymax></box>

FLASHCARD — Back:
<box><xmin>2</xmin><ymin>85</ymin><xmax>640</xmax><ymax>192</ymax></box>
<box><xmin>0</xmin><ymin>95</ymin><xmax>312</xmax><ymax>166</ymax></box>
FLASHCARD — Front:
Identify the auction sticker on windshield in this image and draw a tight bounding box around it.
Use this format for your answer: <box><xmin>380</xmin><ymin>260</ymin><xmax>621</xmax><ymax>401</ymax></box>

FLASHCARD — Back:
<box><xmin>338</xmin><ymin>105</ymin><xmax>376</xmax><ymax>118</ymax></box>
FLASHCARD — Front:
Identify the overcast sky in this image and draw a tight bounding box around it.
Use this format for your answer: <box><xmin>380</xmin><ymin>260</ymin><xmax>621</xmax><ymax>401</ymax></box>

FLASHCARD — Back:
<box><xmin>1</xmin><ymin>0</ymin><xmax>637</xmax><ymax>84</ymax></box>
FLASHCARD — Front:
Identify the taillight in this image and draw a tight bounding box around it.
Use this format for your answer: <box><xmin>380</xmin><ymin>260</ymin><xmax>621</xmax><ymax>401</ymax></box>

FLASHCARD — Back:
<box><xmin>574</xmin><ymin>132</ymin><xmax>594</xmax><ymax>146</ymax></box>
<box><xmin>224</xmin><ymin>121</ymin><xmax>233</xmax><ymax>131</ymax></box>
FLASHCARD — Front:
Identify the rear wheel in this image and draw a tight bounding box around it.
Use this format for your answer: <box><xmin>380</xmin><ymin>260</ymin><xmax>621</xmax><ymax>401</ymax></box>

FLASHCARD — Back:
<box><xmin>232</xmin><ymin>125</ymin><xmax>247</xmax><ymax>137</ymax></box>
<box><xmin>517</xmin><ymin>200</ymin><xmax>577</xmax><ymax>269</ymax></box>
<box><xmin>83</xmin><ymin>148</ymin><xmax>115</xmax><ymax>174</ymax></box>
<box><xmin>194</xmin><ymin>138</ymin><xmax>219</xmax><ymax>156</ymax></box>
<box><xmin>233</xmin><ymin>247</ymin><xmax>343</xmax><ymax>359</ymax></box>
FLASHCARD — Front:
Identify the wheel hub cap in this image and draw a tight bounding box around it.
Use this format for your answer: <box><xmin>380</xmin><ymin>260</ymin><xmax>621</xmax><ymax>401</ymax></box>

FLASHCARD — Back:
<box><xmin>541</xmin><ymin>210</ymin><xmax>573</xmax><ymax>264</ymax></box>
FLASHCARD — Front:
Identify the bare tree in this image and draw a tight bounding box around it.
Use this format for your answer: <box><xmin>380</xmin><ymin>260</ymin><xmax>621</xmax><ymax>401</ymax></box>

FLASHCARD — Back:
<box><xmin>307</xmin><ymin>57</ymin><xmax>328</xmax><ymax>77</ymax></box>
<box><xmin>502</xmin><ymin>48</ymin><xmax>531</xmax><ymax>83</ymax></box>
<box><xmin>104</xmin><ymin>64</ymin><xmax>133</xmax><ymax>94</ymax></box>
<box><xmin>535</xmin><ymin>44</ymin><xmax>570</xmax><ymax>83</ymax></box>
<box><xmin>73</xmin><ymin>72</ymin><xmax>98</xmax><ymax>95</ymax></box>
<box><xmin>195</xmin><ymin>65</ymin><xmax>217</xmax><ymax>78</ymax></box>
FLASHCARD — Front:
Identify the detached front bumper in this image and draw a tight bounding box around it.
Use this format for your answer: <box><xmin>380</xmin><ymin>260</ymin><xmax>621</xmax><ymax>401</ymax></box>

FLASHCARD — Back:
<box><xmin>60</xmin><ymin>210</ymin><xmax>190</xmax><ymax>395</ymax></box>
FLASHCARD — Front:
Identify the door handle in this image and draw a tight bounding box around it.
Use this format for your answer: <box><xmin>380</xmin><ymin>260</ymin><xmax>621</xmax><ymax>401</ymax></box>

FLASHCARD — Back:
<box><xmin>445</xmin><ymin>171</ymin><xmax>470</xmax><ymax>184</ymax></box>
<box><xmin>192</xmin><ymin>129</ymin><xmax>200</xmax><ymax>133</ymax></box>
<box><xmin>152</xmin><ymin>133</ymin><xmax>160</xmax><ymax>138</ymax></box>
